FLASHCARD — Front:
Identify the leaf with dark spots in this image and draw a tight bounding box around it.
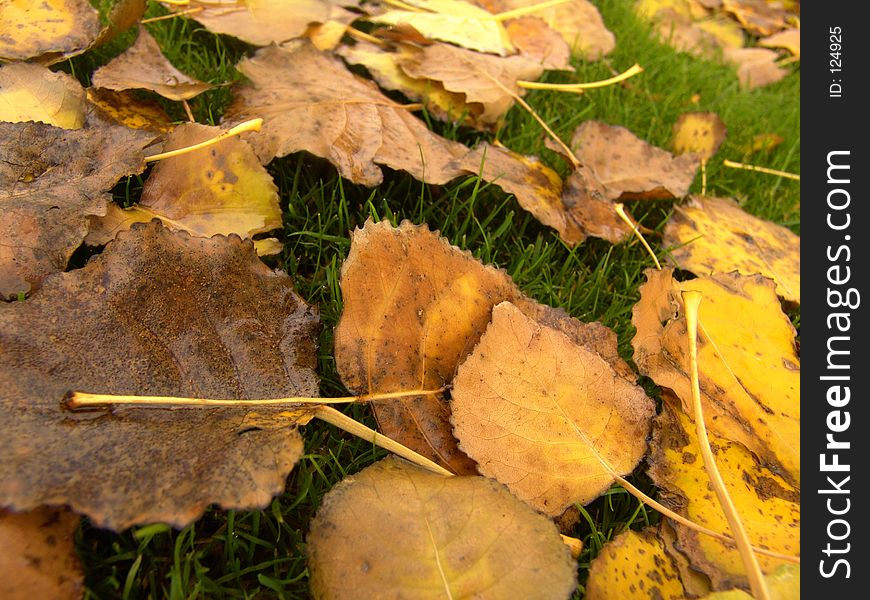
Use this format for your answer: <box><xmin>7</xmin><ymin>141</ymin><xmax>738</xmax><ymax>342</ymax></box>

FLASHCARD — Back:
<box><xmin>0</xmin><ymin>0</ymin><xmax>101</xmax><ymax>63</ymax></box>
<box><xmin>0</xmin><ymin>221</ymin><xmax>319</xmax><ymax>530</ymax></box>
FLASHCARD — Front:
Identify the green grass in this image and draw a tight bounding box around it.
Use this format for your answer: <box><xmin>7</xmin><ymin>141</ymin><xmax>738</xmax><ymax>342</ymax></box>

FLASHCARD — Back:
<box><xmin>70</xmin><ymin>1</ymin><xmax>800</xmax><ymax>597</ymax></box>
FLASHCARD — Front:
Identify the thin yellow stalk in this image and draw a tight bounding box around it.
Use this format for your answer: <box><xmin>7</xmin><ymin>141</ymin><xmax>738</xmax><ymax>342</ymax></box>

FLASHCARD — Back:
<box><xmin>381</xmin><ymin>0</ymin><xmax>428</xmax><ymax>12</ymax></box>
<box><xmin>346</xmin><ymin>27</ymin><xmax>388</xmax><ymax>46</ymax></box>
<box><xmin>492</xmin><ymin>0</ymin><xmax>571</xmax><ymax>21</ymax></box>
<box><xmin>700</xmin><ymin>158</ymin><xmax>707</xmax><ymax>195</ymax></box>
<box><xmin>141</xmin><ymin>7</ymin><xmax>204</xmax><ymax>23</ymax></box>
<box><xmin>182</xmin><ymin>99</ymin><xmax>196</xmax><ymax>123</ymax></box>
<box><xmin>615</xmin><ymin>203</ymin><xmax>661</xmax><ymax>270</ymax></box>
<box><xmin>683</xmin><ymin>291</ymin><xmax>771</xmax><ymax>600</ymax></box>
<box><xmin>144</xmin><ymin>118</ymin><xmax>263</xmax><ymax>162</ymax></box>
<box><xmin>517</xmin><ymin>63</ymin><xmax>643</xmax><ymax>91</ymax></box>
<box><xmin>723</xmin><ymin>159</ymin><xmax>800</xmax><ymax>181</ymax></box>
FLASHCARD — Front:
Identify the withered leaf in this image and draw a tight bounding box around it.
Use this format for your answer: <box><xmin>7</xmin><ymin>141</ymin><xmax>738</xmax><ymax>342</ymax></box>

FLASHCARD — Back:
<box><xmin>305</xmin><ymin>5</ymin><xmax>360</xmax><ymax>51</ymax></box>
<box><xmin>0</xmin><ymin>507</ymin><xmax>83</xmax><ymax>600</ymax></box>
<box><xmin>649</xmin><ymin>401</ymin><xmax>799</xmax><ymax>590</ymax></box>
<box><xmin>632</xmin><ymin>268</ymin><xmax>800</xmax><ymax>485</ymax></box>
<box><xmin>398</xmin><ymin>41</ymin><xmax>544</xmax><ymax>125</ymax></box>
<box><xmin>671</xmin><ymin>112</ymin><xmax>727</xmax><ymax>162</ymax></box>
<box><xmin>0</xmin><ymin>63</ymin><xmax>86</xmax><ymax>129</ymax></box>
<box><xmin>0</xmin><ymin>121</ymin><xmax>154</xmax><ymax>300</ymax></box>
<box><xmin>0</xmin><ymin>221</ymin><xmax>320</xmax><ymax>530</ymax></box>
<box><xmin>307</xmin><ymin>457</ymin><xmax>578</xmax><ymax>599</ymax></box>
<box><xmin>664</xmin><ymin>196</ymin><xmax>800</xmax><ymax>302</ymax></box>
<box><xmin>451</xmin><ymin>301</ymin><xmax>655</xmax><ymax>516</ymax></box>
<box><xmin>704</xmin><ymin>564</ymin><xmax>800</xmax><ymax>599</ymax></box>
<box><xmin>572</xmin><ymin>121</ymin><xmax>700</xmax><ymax>200</ymax></box>
<box><xmin>585</xmin><ymin>528</ymin><xmax>687</xmax><ymax>600</ymax></box>
<box><xmin>85</xmin><ymin>88</ymin><xmax>175</xmax><ymax>133</ymax></box>
<box><xmin>225</xmin><ymin>42</ymin><xmax>467</xmax><ymax>185</ymax></box>
<box><xmin>503</xmin><ymin>16</ymin><xmax>572</xmax><ymax>70</ymax></box>
<box><xmin>759</xmin><ymin>28</ymin><xmax>800</xmax><ymax>58</ymax></box>
<box><xmin>724</xmin><ymin>47</ymin><xmax>788</xmax><ymax>89</ymax></box>
<box><xmin>560</xmin><ymin>167</ymin><xmax>633</xmax><ymax>243</ymax></box>
<box><xmin>721</xmin><ymin>0</ymin><xmax>791</xmax><ymax>37</ymax></box>
<box><xmin>0</xmin><ymin>0</ymin><xmax>101</xmax><ymax>63</ymax></box>
<box><xmin>86</xmin><ymin>123</ymin><xmax>282</xmax><ymax>253</ymax></box>
<box><xmin>91</xmin><ymin>27</ymin><xmax>214</xmax><ymax>101</ymax></box>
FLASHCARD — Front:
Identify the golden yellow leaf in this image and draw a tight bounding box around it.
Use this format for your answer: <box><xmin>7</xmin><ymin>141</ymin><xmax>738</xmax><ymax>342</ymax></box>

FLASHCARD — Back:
<box><xmin>369</xmin><ymin>0</ymin><xmax>514</xmax><ymax>56</ymax></box>
<box><xmin>632</xmin><ymin>268</ymin><xmax>800</xmax><ymax>485</ymax></box>
<box><xmin>451</xmin><ymin>301</ymin><xmax>655</xmax><ymax>516</ymax></box>
<box><xmin>759</xmin><ymin>28</ymin><xmax>800</xmax><ymax>58</ymax></box>
<box><xmin>305</xmin><ymin>5</ymin><xmax>359</xmax><ymax>50</ymax></box>
<box><xmin>664</xmin><ymin>196</ymin><xmax>800</xmax><ymax>302</ymax></box>
<box><xmin>86</xmin><ymin>123</ymin><xmax>281</xmax><ymax>254</ymax></box>
<box><xmin>721</xmin><ymin>0</ymin><xmax>791</xmax><ymax>37</ymax></box>
<box><xmin>703</xmin><ymin>564</ymin><xmax>800</xmax><ymax>599</ymax></box>
<box><xmin>0</xmin><ymin>63</ymin><xmax>86</xmax><ymax>130</ymax></box>
<box><xmin>697</xmin><ymin>15</ymin><xmax>745</xmax><ymax>48</ymax></box>
<box><xmin>724</xmin><ymin>47</ymin><xmax>788</xmax><ymax>90</ymax></box>
<box><xmin>86</xmin><ymin>88</ymin><xmax>174</xmax><ymax>133</ymax></box>
<box><xmin>659</xmin><ymin>519</ymin><xmax>713</xmax><ymax>597</ymax></box>
<box><xmin>586</xmin><ymin>528</ymin><xmax>687</xmax><ymax>600</ymax></box>
<box><xmin>671</xmin><ymin>112</ymin><xmax>727</xmax><ymax>161</ymax></box>
<box><xmin>0</xmin><ymin>0</ymin><xmax>100</xmax><ymax>63</ymax></box>
<box><xmin>741</xmin><ymin>132</ymin><xmax>784</xmax><ymax>155</ymax></box>
<box><xmin>307</xmin><ymin>457</ymin><xmax>578</xmax><ymax>599</ymax></box>
<box><xmin>649</xmin><ymin>402</ymin><xmax>799</xmax><ymax>590</ymax></box>
<box><xmin>91</xmin><ymin>27</ymin><xmax>214</xmax><ymax>101</ymax></box>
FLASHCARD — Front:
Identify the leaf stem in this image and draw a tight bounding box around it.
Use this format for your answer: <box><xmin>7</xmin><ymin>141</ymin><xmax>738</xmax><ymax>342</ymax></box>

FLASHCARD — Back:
<box><xmin>517</xmin><ymin>64</ymin><xmax>643</xmax><ymax>91</ymax></box>
<box><xmin>615</xmin><ymin>203</ymin><xmax>661</xmax><ymax>270</ymax></box>
<box><xmin>683</xmin><ymin>291</ymin><xmax>771</xmax><ymax>600</ymax></box>
<box><xmin>141</xmin><ymin>7</ymin><xmax>204</xmax><ymax>24</ymax></box>
<box><xmin>722</xmin><ymin>159</ymin><xmax>799</xmax><ymax>181</ymax></box>
<box><xmin>144</xmin><ymin>118</ymin><xmax>263</xmax><ymax>162</ymax></box>
<box><xmin>492</xmin><ymin>0</ymin><xmax>571</xmax><ymax>21</ymax></box>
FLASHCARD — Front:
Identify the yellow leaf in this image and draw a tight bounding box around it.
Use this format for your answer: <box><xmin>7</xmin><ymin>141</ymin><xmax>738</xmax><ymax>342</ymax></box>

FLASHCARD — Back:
<box><xmin>671</xmin><ymin>112</ymin><xmax>727</xmax><ymax>161</ymax></box>
<box><xmin>451</xmin><ymin>301</ymin><xmax>655</xmax><ymax>516</ymax></box>
<box><xmin>703</xmin><ymin>564</ymin><xmax>800</xmax><ymax>599</ymax></box>
<box><xmin>0</xmin><ymin>0</ymin><xmax>100</xmax><ymax>63</ymax></box>
<box><xmin>632</xmin><ymin>268</ymin><xmax>800</xmax><ymax>486</ymax></box>
<box><xmin>759</xmin><ymin>28</ymin><xmax>800</xmax><ymax>58</ymax></box>
<box><xmin>0</xmin><ymin>63</ymin><xmax>86</xmax><ymax>129</ymax></box>
<box><xmin>307</xmin><ymin>457</ymin><xmax>578</xmax><ymax>599</ymax></box>
<box><xmin>664</xmin><ymin>196</ymin><xmax>800</xmax><ymax>302</ymax></box>
<box><xmin>86</xmin><ymin>88</ymin><xmax>174</xmax><ymax>133</ymax></box>
<box><xmin>586</xmin><ymin>528</ymin><xmax>687</xmax><ymax>600</ymax></box>
<box><xmin>697</xmin><ymin>16</ymin><xmax>745</xmax><ymax>48</ymax></box>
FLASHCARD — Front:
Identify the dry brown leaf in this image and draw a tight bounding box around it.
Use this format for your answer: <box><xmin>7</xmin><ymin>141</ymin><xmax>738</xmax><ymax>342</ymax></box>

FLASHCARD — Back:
<box><xmin>759</xmin><ymin>27</ymin><xmax>800</xmax><ymax>58</ymax></box>
<box><xmin>86</xmin><ymin>123</ymin><xmax>282</xmax><ymax>252</ymax></box>
<box><xmin>632</xmin><ymin>268</ymin><xmax>800</xmax><ymax>485</ymax></box>
<box><xmin>304</xmin><ymin>4</ymin><xmax>361</xmax><ymax>50</ymax></box>
<box><xmin>649</xmin><ymin>401</ymin><xmax>799</xmax><ymax>590</ymax></box>
<box><xmin>0</xmin><ymin>121</ymin><xmax>154</xmax><ymax>300</ymax></box>
<box><xmin>0</xmin><ymin>507</ymin><xmax>83</xmax><ymax>600</ymax></box>
<box><xmin>653</xmin><ymin>9</ymin><xmax>724</xmax><ymax>58</ymax></box>
<box><xmin>664</xmin><ymin>196</ymin><xmax>800</xmax><ymax>302</ymax></box>
<box><xmin>0</xmin><ymin>0</ymin><xmax>101</xmax><ymax>63</ymax></box>
<box><xmin>85</xmin><ymin>88</ymin><xmax>175</xmax><ymax>133</ymax></box>
<box><xmin>0</xmin><ymin>63</ymin><xmax>86</xmax><ymax>129</ymax></box>
<box><xmin>307</xmin><ymin>457</ymin><xmax>578</xmax><ymax>599</ymax></box>
<box><xmin>672</xmin><ymin>112</ymin><xmax>727</xmax><ymax>161</ymax></box>
<box><xmin>659</xmin><ymin>518</ymin><xmax>714</xmax><ymax>597</ymax></box>
<box><xmin>561</xmin><ymin>167</ymin><xmax>634</xmax><ymax>243</ymax></box>
<box><xmin>91</xmin><ymin>27</ymin><xmax>214</xmax><ymax>101</ymax></box>
<box><xmin>585</xmin><ymin>528</ymin><xmax>687</xmax><ymax>600</ymax></box>
<box><xmin>451</xmin><ymin>301</ymin><xmax>655</xmax><ymax>516</ymax></box>
<box><xmin>399</xmin><ymin>41</ymin><xmax>544</xmax><ymax>125</ymax></box>
<box><xmin>724</xmin><ymin>47</ymin><xmax>788</xmax><ymax>89</ymax></box>
<box><xmin>503</xmin><ymin>16</ymin><xmax>572</xmax><ymax>70</ymax></box>
<box><xmin>572</xmin><ymin>121</ymin><xmax>700</xmax><ymax>200</ymax></box>
<box><xmin>721</xmin><ymin>0</ymin><xmax>790</xmax><ymax>37</ymax></box>
<box><xmin>93</xmin><ymin>0</ymin><xmax>148</xmax><ymax>48</ymax></box>
<box><xmin>224</xmin><ymin>42</ymin><xmax>467</xmax><ymax>185</ymax></box>
<box><xmin>0</xmin><ymin>221</ymin><xmax>319</xmax><ymax>530</ymax></box>
<box><xmin>696</xmin><ymin>15</ymin><xmax>745</xmax><ymax>48</ymax></box>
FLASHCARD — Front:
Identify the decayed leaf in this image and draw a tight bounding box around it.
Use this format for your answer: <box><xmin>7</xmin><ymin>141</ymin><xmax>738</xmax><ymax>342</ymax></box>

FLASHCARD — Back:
<box><xmin>0</xmin><ymin>221</ymin><xmax>319</xmax><ymax>530</ymax></box>
<box><xmin>0</xmin><ymin>63</ymin><xmax>86</xmax><ymax>129</ymax></box>
<box><xmin>305</xmin><ymin>4</ymin><xmax>361</xmax><ymax>50</ymax></box>
<box><xmin>0</xmin><ymin>0</ymin><xmax>101</xmax><ymax>63</ymax></box>
<box><xmin>572</xmin><ymin>121</ymin><xmax>700</xmax><ymax>200</ymax></box>
<box><xmin>632</xmin><ymin>268</ymin><xmax>800</xmax><ymax>485</ymax></box>
<box><xmin>721</xmin><ymin>0</ymin><xmax>790</xmax><ymax>37</ymax></box>
<box><xmin>560</xmin><ymin>167</ymin><xmax>634</xmax><ymax>243</ymax></box>
<box><xmin>398</xmin><ymin>41</ymin><xmax>544</xmax><ymax>125</ymax></box>
<box><xmin>307</xmin><ymin>457</ymin><xmax>578</xmax><ymax>599</ymax></box>
<box><xmin>225</xmin><ymin>42</ymin><xmax>467</xmax><ymax>185</ymax></box>
<box><xmin>696</xmin><ymin>15</ymin><xmax>745</xmax><ymax>48</ymax></box>
<box><xmin>503</xmin><ymin>16</ymin><xmax>572</xmax><ymax>70</ymax></box>
<box><xmin>659</xmin><ymin>518</ymin><xmax>713</xmax><ymax>597</ymax></box>
<box><xmin>0</xmin><ymin>507</ymin><xmax>83</xmax><ymax>600</ymax></box>
<box><xmin>163</xmin><ymin>0</ymin><xmax>338</xmax><ymax>47</ymax></box>
<box><xmin>671</xmin><ymin>112</ymin><xmax>727</xmax><ymax>161</ymax></box>
<box><xmin>451</xmin><ymin>301</ymin><xmax>654</xmax><ymax>516</ymax></box>
<box><xmin>649</xmin><ymin>402</ymin><xmax>799</xmax><ymax>589</ymax></box>
<box><xmin>703</xmin><ymin>564</ymin><xmax>800</xmax><ymax>599</ymax></box>
<box><xmin>724</xmin><ymin>47</ymin><xmax>787</xmax><ymax>89</ymax></box>
<box><xmin>0</xmin><ymin>121</ymin><xmax>154</xmax><ymax>300</ymax></box>
<box><xmin>336</xmin><ymin>41</ymin><xmax>475</xmax><ymax>125</ymax></box>
<box><xmin>85</xmin><ymin>88</ymin><xmax>175</xmax><ymax>132</ymax></box>
<box><xmin>86</xmin><ymin>123</ymin><xmax>282</xmax><ymax>253</ymax></box>
<box><xmin>93</xmin><ymin>0</ymin><xmax>148</xmax><ymax>48</ymax></box>
<box><xmin>91</xmin><ymin>27</ymin><xmax>214</xmax><ymax>101</ymax></box>
<box><xmin>369</xmin><ymin>0</ymin><xmax>514</xmax><ymax>56</ymax></box>
<box><xmin>759</xmin><ymin>28</ymin><xmax>800</xmax><ymax>58</ymax></box>
<box><xmin>741</xmin><ymin>132</ymin><xmax>784</xmax><ymax>154</ymax></box>
<box><xmin>651</xmin><ymin>9</ymin><xmax>724</xmax><ymax>58</ymax></box>
<box><xmin>480</xmin><ymin>0</ymin><xmax>615</xmax><ymax>59</ymax></box>
<box><xmin>664</xmin><ymin>196</ymin><xmax>800</xmax><ymax>302</ymax></box>
<box><xmin>585</xmin><ymin>528</ymin><xmax>687</xmax><ymax>600</ymax></box>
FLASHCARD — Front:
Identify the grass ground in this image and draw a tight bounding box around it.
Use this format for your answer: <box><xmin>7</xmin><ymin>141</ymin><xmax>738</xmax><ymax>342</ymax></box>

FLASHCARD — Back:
<box><xmin>68</xmin><ymin>1</ymin><xmax>800</xmax><ymax>597</ymax></box>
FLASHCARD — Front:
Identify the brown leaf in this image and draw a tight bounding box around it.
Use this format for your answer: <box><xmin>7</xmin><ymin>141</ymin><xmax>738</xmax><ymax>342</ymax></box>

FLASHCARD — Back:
<box><xmin>85</xmin><ymin>88</ymin><xmax>175</xmax><ymax>133</ymax></box>
<box><xmin>0</xmin><ymin>221</ymin><xmax>320</xmax><ymax>530</ymax></box>
<box><xmin>503</xmin><ymin>16</ymin><xmax>573</xmax><ymax>70</ymax></box>
<box><xmin>225</xmin><ymin>41</ymin><xmax>467</xmax><ymax>185</ymax></box>
<box><xmin>0</xmin><ymin>507</ymin><xmax>83</xmax><ymax>600</ymax></box>
<box><xmin>0</xmin><ymin>63</ymin><xmax>87</xmax><ymax>129</ymax></box>
<box><xmin>0</xmin><ymin>0</ymin><xmax>101</xmax><ymax>63</ymax></box>
<box><xmin>631</xmin><ymin>268</ymin><xmax>800</xmax><ymax>485</ymax></box>
<box><xmin>724</xmin><ymin>47</ymin><xmax>788</xmax><ymax>89</ymax></box>
<box><xmin>398</xmin><ymin>42</ymin><xmax>544</xmax><ymax>125</ymax></box>
<box><xmin>451</xmin><ymin>301</ymin><xmax>654</xmax><ymax>516</ymax></box>
<box><xmin>671</xmin><ymin>112</ymin><xmax>727</xmax><ymax>161</ymax></box>
<box><xmin>759</xmin><ymin>27</ymin><xmax>800</xmax><ymax>58</ymax></box>
<box><xmin>571</xmin><ymin>121</ymin><xmax>700</xmax><ymax>200</ymax></box>
<box><xmin>93</xmin><ymin>0</ymin><xmax>148</xmax><ymax>48</ymax></box>
<box><xmin>721</xmin><ymin>0</ymin><xmax>791</xmax><ymax>37</ymax></box>
<box><xmin>645</xmin><ymin>8</ymin><xmax>724</xmax><ymax>58</ymax></box>
<box><xmin>560</xmin><ymin>167</ymin><xmax>633</xmax><ymax>243</ymax></box>
<box><xmin>0</xmin><ymin>121</ymin><xmax>154</xmax><ymax>300</ymax></box>
<box><xmin>664</xmin><ymin>196</ymin><xmax>800</xmax><ymax>302</ymax></box>
<box><xmin>91</xmin><ymin>27</ymin><xmax>214</xmax><ymax>101</ymax></box>
<box><xmin>86</xmin><ymin>123</ymin><xmax>282</xmax><ymax>252</ymax></box>
<box><xmin>307</xmin><ymin>457</ymin><xmax>578</xmax><ymax>599</ymax></box>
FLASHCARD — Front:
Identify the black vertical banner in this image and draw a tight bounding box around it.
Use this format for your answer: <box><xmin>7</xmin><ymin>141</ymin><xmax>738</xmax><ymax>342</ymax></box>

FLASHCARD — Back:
<box><xmin>804</xmin><ymin>3</ymin><xmax>867</xmax><ymax>596</ymax></box>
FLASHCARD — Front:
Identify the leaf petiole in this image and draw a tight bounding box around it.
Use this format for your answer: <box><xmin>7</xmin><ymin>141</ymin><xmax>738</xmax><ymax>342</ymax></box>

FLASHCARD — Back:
<box><xmin>517</xmin><ymin>63</ymin><xmax>644</xmax><ymax>92</ymax></box>
<box><xmin>144</xmin><ymin>118</ymin><xmax>264</xmax><ymax>162</ymax></box>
